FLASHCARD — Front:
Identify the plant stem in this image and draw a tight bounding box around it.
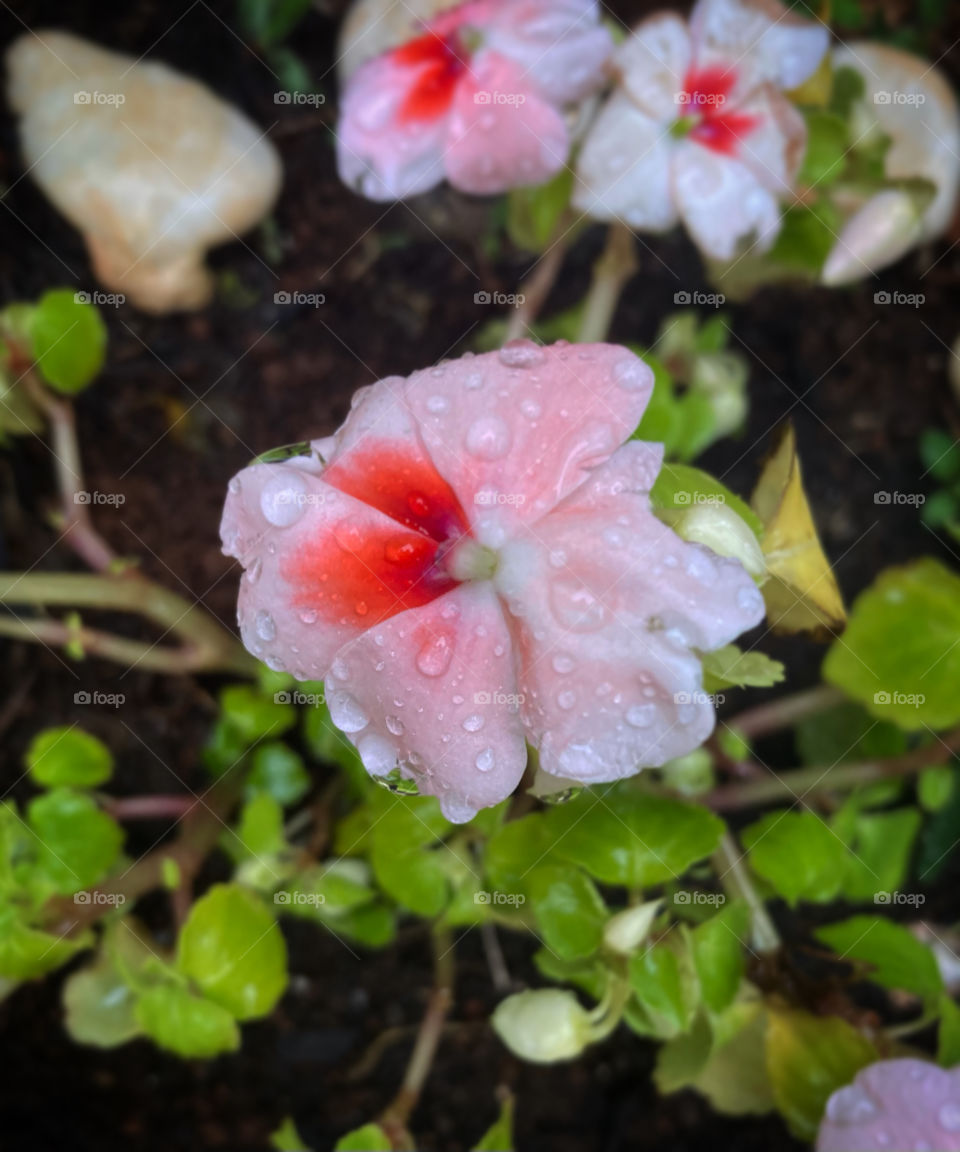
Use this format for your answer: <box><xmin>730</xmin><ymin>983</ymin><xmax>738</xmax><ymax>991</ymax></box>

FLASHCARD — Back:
<box><xmin>707</xmin><ymin>724</ymin><xmax>960</xmax><ymax>811</ymax></box>
<box><xmin>577</xmin><ymin>222</ymin><xmax>638</xmax><ymax>343</ymax></box>
<box><xmin>715</xmin><ymin>831</ymin><xmax>781</xmax><ymax>953</ymax></box>
<box><xmin>0</xmin><ymin>570</ymin><xmax>259</xmax><ymax>677</ymax></box>
<box><xmin>504</xmin><ymin>219</ymin><xmax>576</xmax><ymax>342</ymax></box>
<box><xmin>103</xmin><ymin>794</ymin><xmax>196</xmax><ymax>821</ymax></box>
<box><xmin>726</xmin><ymin>685</ymin><xmax>845</xmax><ymax>740</ymax></box>
<box><xmin>379</xmin><ymin>928</ymin><xmax>455</xmax><ymax>1145</ymax></box>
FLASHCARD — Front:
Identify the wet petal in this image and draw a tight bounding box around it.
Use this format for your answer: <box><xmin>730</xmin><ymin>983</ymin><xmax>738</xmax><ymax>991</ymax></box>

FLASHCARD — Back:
<box><xmin>617</xmin><ymin>12</ymin><xmax>692</xmax><ymax>121</ymax></box>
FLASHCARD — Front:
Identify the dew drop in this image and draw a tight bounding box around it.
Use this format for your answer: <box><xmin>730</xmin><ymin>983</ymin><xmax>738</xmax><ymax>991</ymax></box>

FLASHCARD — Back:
<box><xmin>737</xmin><ymin>584</ymin><xmax>763</xmax><ymax>615</ymax></box>
<box><xmin>298</xmin><ymin>607</ymin><xmax>318</xmax><ymax>624</ymax></box>
<box><xmin>439</xmin><ymin>797</ymin><xmax>478</xmax><ymax>823</ymax></box>
<box><xmin>426</xmin><ymin>394</ymin><xmax>449</xmax><ymax>414</ymax></box>
<box><xmin>552</xmin><ymin>653</ymin><xmax>575</xmax><ymax>674</ymax></box>
<box><xmin>385</xmin><ymin>714</ymin><xmax>405</xmax><ymax>736</ymax></box>
<box><xmin>614</xmin><ymin>357</ymin><xmax>649</xmax><ymax>391</ymax></box>
<box><xmin>462</xmin><ymin>713</ymin><xmax>485</xmax><ymax>732</ymax></box>
<box><xmin>626</xmin><ymin>703</ymin><xmax>656</xmax><ymax>729</ymax></box>
<box><xmin>228</xmin><ymin>475</ymin><xmax>241</xmax><ymax>494</ymax></box>
<box><xmin>520</xmin><ymin>397</ymin><xmax>542</xmax><ymax>419</ymax></box>
<box><xmin>407</xmin><ymin>492</ymin><xmax>431</xmax><ymax>519</ymax></box>
<box><xmin>416</xmin><ymin>631</ymin><xmax>455</xmax><ymax>677</ymax></box>
<box><xmin>498</xmin><ymin>340</ymin><xmax>545</xmax><ymax>369</ymax></box>
<box><xmin>464</xmin><ymin>372</ymin><xmax>484</xmax><ymax>390</ymax></box>
<box><xmin>550</xmin><ymin>579</ymin><xmax>607</xmax><ymax>632</ymax></box>
<box><xmin>548</xmin><ymin>549</ymin><xmax>567</xmax><ymax>569</ymax></box>
<box><xmin>328</xmin><ymin>691</ymin><xmax>369</xmax><ymax>733</ymax></box>
<box><xmin>245</xmin><ymin>556</ymin><xmax>262</xmax><ymax>584</ymax></box>
<box><xmin>826</xmin><ymin>1086</ymin><xmax>878</xmax><ymax>1126</ymax></box>
<box><xmin>556</xmin><ymin>689</ymin><xmax>577</xmax><ymax>711</ymax></box>
<box><xmin>465</xmin><ymin>415</ymin><xmax>512</xmax><ymax>461</ymax></box>
<box><xmin>354</xmin><ymin>601</ymin><xmax>369</xmax><ymax>617</ymax></box>
<box><xmin>255</xmin><ymin>610</ymin><xmax>276</xmax><ymax>642</ymax></box>
<box><xmin>260</xmin><ymin>472</ymin><xmax>308</xmax><ymax>528</ymax></box>
<box><xmin>475</xmin><ymin>747</ymin><xmax>496</xmax><ymax>772</ymax></box>
<box><xmin>358</xmin><ymin>733</ymin><xmax>398</xmax><ymax>775</ymax></box>
<box><xmin>385</xmin><ymin>537</ymin><xmax>423</xmax><ymax>566</ymax></box>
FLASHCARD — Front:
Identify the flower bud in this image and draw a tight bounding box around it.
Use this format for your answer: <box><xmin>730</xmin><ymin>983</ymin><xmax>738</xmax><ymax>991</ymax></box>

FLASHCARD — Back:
<box><xmin>821</xmin><ymin>190</ymin><xmax>923</xmax><ymax>286</ymax></box>
<box><xmin>603</xmin><ymin>899</ymin><xmax>662</xmax><ymax>956</ymax></box>
<box><xmin>691</xmin><ymin>352</ymin><xmax>749</xmax><ymax>438</ymax></box>
<box><xmin>672</xmin><ymin>504</ymin><xmax>766</xmax><ymax>580</ymax></box>
<box><xmin>492</xmin><ymin>989</ymin><xmax>593</xmax><ymax>1063</ymax></box>
<box><xmin>661</xmin><ymin>748</ymin><xmax>715</xmax><ymax>797</ymax></box>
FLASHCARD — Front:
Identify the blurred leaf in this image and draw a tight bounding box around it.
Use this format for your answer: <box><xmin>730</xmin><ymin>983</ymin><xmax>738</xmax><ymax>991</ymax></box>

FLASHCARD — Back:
<box><xmin>796</xmin><ymin>702</ymin><xmax>907</xmax><ymax>767</ymax></box>
<box><xmin>0</xmin><ymin>905</ymin><xmax>88</xmax><ymax>980</ymax></box>
<box><xmin>237</xmin><ymin>0</ymin><xmax>312</xmax><ymax>47</ymax></box>
<box><xmin>177</xmin><ymin>884</ymin><xmax>287</xmax><ymax>1019</ymax></box>
<box><xmin>63</xmin><ymin>949</ymin><xmax>141</xmax><ymax>1047</ymax></box>
<box><xmin>836</xmin><ymin>808</ymin><xmax>920</xmax><ymax>902</ymax></box>
<box><xmin>919</xmin><ymin>766</ymin><xmax>954</xmax><ymax>813</ymax></box>
<box><xmin>507</xmin><ymin>169</ymin><xmax>573</xmax><ymax>253</ymax></box>
<box><xmin>651</xmin><ymin>462</ymin><xmax>763</xmax><ymax>538</ymax></box>
<box><xmin>691</xmin><ymin>901</ymin><xmax>749</xmax><ymax>1013</ymax></box>
<box><xmin>701</xmin><ymin>646</ymin><xmax>784</xmax><ymax>691</ymax></box>
<box><xmin>742</xmin><ymin>811</ymin><xmax>847</xmax><ymax>905</ymax></box>
<box><xmin>29</xmin><ymin>289</ymin><xmax>106</xmax><ymax>395</ymax></box>
<box><xmin>26</xmin><ymin>726</ymin><xmax>113</xmax><ymax>789</ymax></box>
<box><xmin>545</xmin><ymin>785</ymin><xmax>724</xmax><ymax>889</ymax></box>
<box><xmin>485</xmin><ymin>813</ymin><xmax>553</xmax><ymax>895</ymax></box>
<box><xmin>767</xmin><ymin>203</ymin><xmax>841</xmax><ymax>275</ymax></box>
<box><xmin>628</xmin><ymin>936</ymin><xmax>700</xmax><ymax>1038</ymax></box>
<box><xmin>232</xmin><ymin>792</ymin><xmax>288</xmax><ymax>863</ymax></box>
<box><xmin>828</xmin><ymin>64</ymin><xmax>866</xmax><ymax>119</ymax></box>
<box><xmin>246</xmin><ymin>741</ymin><xmax>310</xmax><ymax>806</ymax></box>
<box><xmin>532</xmin><ymin>948</ymin><xmax>606</xmax><ymax>1000</ymax></box>
<box><xmin>824</xmin><ymin>559</ymin><xmax>960</xmax><ymax>730</ymax></box>
<box><xmin>27</xmin><ymin>789</ymin><xmax>123</xmax><ymax>895</ymax></box>
<box><xmin>766</xmin><ymin>1008</ymin><xmax>876</xmax><ymax>1139</ymax></box>
<box><xmin>918</xmin><ymin>768</ymin><xmax>960</xmax><ymax>881</ymax></box>
<box><xmin>270</xmin><ymin>1117</ymin><xmax>312</xmax><ymax>1152</ymax></box>
<box><xmin>219</xmin><ymin>685</ymin><xmax>296</xmax><ymax>745</ymax></box>
<box><xmin>816</xmin><ymin>916</ymin><xmax>943</xmax><ymax>1005</ymax></box>
<box><xmin>527</xmin><ymin>864</ymin><xmax>606</xmax><ymax>961</ymax></box>
<box><xmin>919</xmin><ymin>428</ymin><xmax>960</xmax><ymax>483</ymax></box>
<box><xmin>333</xmin><ymin>1125</ymin><xmax>391</xmax><ymax>1151</ymax></box>
<box><xmin>799</xmin><ymin>110</ymin><xmax>849</xmax><ymax>186</ymax></box>
<box><xmin>939</xmin><ymin>995</ymin><xmax>960</xmax><ymax>1066</ymax></box>
<box><xmin>752</xmin><ymin>425</ymin><xmax>846</xmax><ymax>634</ymax></box>
<box><xmin>135</xmin><ymin>983</ymin><xmax>240</xmax><ymax>1058</ymax></box>
<box><xmin>472</xmin><ymin>1093</ymin><xmax>514</xmax><ymax>1150</ymax></box>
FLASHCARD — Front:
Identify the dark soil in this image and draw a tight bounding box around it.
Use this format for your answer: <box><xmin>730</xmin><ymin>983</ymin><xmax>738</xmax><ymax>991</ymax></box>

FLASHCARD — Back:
<box><xmin>1</xmin><ymin>0</ymin><xmax>958</xmax><ymax>1149</ymax></box>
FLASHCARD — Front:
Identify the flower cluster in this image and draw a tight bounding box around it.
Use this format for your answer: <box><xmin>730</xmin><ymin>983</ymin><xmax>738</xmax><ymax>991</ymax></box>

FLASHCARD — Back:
<box><xmin>221</xmin><ymin>342</ymin><xmax>764</xmax><ymax>821</ymax></box>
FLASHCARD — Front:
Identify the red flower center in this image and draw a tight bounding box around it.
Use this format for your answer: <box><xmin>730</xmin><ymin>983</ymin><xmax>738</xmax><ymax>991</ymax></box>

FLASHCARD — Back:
<box><xmin>679</xmin><ymin>66</ymin><xmax>760</xmax><ymax>157</ymax></box>
<box><xmin>284</xmin><ymin>442</ymin><xmax>470</xmax><ymax>627</ymax></box>
<box><xmin>394</xmin><ymin>30</ymin><xmax>468</xmax><ymax>124</ymax></box>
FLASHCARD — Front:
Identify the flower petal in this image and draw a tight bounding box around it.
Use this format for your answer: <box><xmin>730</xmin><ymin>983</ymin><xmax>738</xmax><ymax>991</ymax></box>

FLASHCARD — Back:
<box><xmin>726</xmin><ymin>83</ymin><xmax>806</xmax><ymax>193</ymax></box>
<box><xmin>617</xmin><ymin>12</ymin><xmax>691</xmax><ymax>121</ymax></box>
<box><xmin>445</xmin><ymin>52</ymin><xmax>569</xmax><ymax>194</ymax></box>
<box><xmin>324</xmin><ymin>582</ymin><xmax>528</xmax><ymax>821</ymax></box>
<box><xmin>573</xmin><ymin>90</ymin><xmax>678</xmax><ymax>229</ymax></box>
<box><xmin>493</xmin><ymin>440</ymin><xmax>765</xmax><ymax>781</ymax></box>
<box><xmin>484</xmin><ymin>0</ymin><xmax>614</xmax><ymax>106</ymax></box>
<box><xmin>672</xmin><ymin>139</ymin><xmax>782</xmax><ymax>260</ymax></box>
<box><xmin>404</xmin><ymin>342</ymin><xmax>654</xmax><ymax>532</ymax></box>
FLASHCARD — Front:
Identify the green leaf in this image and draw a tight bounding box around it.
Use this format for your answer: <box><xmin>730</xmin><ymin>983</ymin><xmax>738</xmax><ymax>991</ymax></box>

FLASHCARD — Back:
<box><xmin>246</xmin><ymin>741</ymin><xmax>310</xmax><ymax>806</ymax></box>
<box><xmin>766</xmin><ymin>1008</ymin><xmax>876</xmax><ymax>1140</ymax></box>
<box><xmin>939</xmin><ymin>995</ymin><xmax>960</xmax><ymax>1066</ymax></box>
<box><xmin>270</xmin><ymin>1117</ymin><xmax>312</xmax><ymax>1152</ymax></box>
<box><xmin>485</xmin><ymin>813</ymin><xmax>552</xmax><ymax>895</ymax></box>
<box><xmin>767</xmin><ymin>203</ymin><xmax>841</xmax><ymax>275</ymax></box>
<box><xmin>506</xmin><ymin>168</ymin><xmax>573</xmax><ymax>252</ymax></box>
<box><xmin>333</xmin><ymin>1125</ymin><xmax>391</xmax><ymax>1151</ymax></box>
<box><xmin>135</xmin><ymin>983</ymin><xmax>240</xmax><ymax>1058</ymax></box>
<box><xmin>545</xmin><ymin>786</ymin><xmax>725</xmax><ymax>889</ymax></box>
<box><xmin>795</xmin><ymin>702</ymin><xmax>907</xmax><ymax>767</ymax></box>
<box><xmin>177</xmin><ymin>884</ymin><xmax>287</xmax><ymax>1019</ymax></box>
<box><xmin>824</xmin><ymin>559</ymin><xmax>960</xmax><ymax>730</ymax></box>
<box><xmin>219</xmin><ymin>685</ymin><xmax>296</xmax><ymax>745</ymax></box>
<box><xmin>371</xmin><ymin>838</ymin><xmax>449</xmax><ymax>917</ymax></box>
<box><xmin>29</xmin><ymin>289</ymin><xmax>107</xmax><ymax>395</ymax></box>
<box><xmin>472</xmin><ymin>1094</ymin><xmax>515</xmax><ymax>1151</ymax></box>
<box><xmin>0</xmin><ymin>904</ymin><xmax>88</xmax><ymax>980</ymax></box>
<box><xmin>815</xmin><ymin>916</ymin><xmax>943</xmax><ymax>1005</ymax></box>
<box><xmin>25</xmin><ymin>726</ymin><xmax>113</xmax><ymax>789</ymax></box>
<box><xmin>231</xmin><ymin>792</ymin><xmax>288</xmax><ymax>875</ymax></box>
<box><xmin>691</xmin><ymin>902</ymin><xmax>749</xmax><ymax>1013</ymax></box>
<box><xmin>27</xmin><ymin>789</ymin><xmax>123</xmax><ymax>895</ymax></box>
<box><xmin>237</xmin><ymin>0</ymin><xmax>313</xmax><ymax>47</ymax></box>
<box><xmin>700</xmin><ymin>645</ymin><xmax>785</xmax><ymax>691</ymax></box>
<box><xmin>742</xmin><ymin>811</ymin><xmax>847</xmax><ymax>906</ymax></box>
<box><xmin>532</xmin><ymin>948</ymin><xmax>606</xmax><ymax>1000</ymax></box>
<box><xmin>919</xmin><ymin>765</ymin><xmax>955</xmax><ymax>812</ymax></box>
<box><xmin>650</xmin><ymin>463</ymin><xmax>763</xmax><ymax>539</ymax></box>
<box><xmin>527</xmin><ymin>865</ymin><xmax>606</xmax><ymax>961</ymax></box>
<box><xmin>829</xmin><ymin>65</ymin><xmax>867</xmax><ymax>119</ymax></box>
<box><xmin>63</xmin><ymin>950</ymin><xmax>142</xmax><ymax>1047</ymax></box>
<box><xmin>799</xmin><ymin>109</ymin><xmax>849</xmax><ymax>186</ymax></box>
<box><xmin>837</xmin><ymin>807</ymin><xmax>921</xmax><ymax>902</ymax></box>
<box><xmin>919</xmin><ymin>428</ymin><xmax>960</xmax><ymax>483</ymax></box>
<box><xmin>628</xmin><ymin>937</ymin><xmax>699</xmax><ymax>1038</ymax></box>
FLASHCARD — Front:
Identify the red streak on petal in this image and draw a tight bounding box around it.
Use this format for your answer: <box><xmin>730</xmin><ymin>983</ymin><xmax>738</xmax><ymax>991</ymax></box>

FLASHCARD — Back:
<box><xmin>682</xmin><ymin>65</ymin><xmax>736</xmax><ymax>110</ymax></box>
<box><xmin>691</xmin><ymin>111</ymin><xmax>761</xmax><ymax>155</ymax></box>
<box><xmin>322</xmin><ymin>440</ymin><xmax>469</xmax><ymax>542</ymax></box>
<box><xmin>681</xmin><ymin>65</ymin><xmax>760</xmax><ymax>157</ymax></box>
<box><xmin>393</xmin><ymin>31</ymin><xmax>465</xmax><ymax>124</ymax></box>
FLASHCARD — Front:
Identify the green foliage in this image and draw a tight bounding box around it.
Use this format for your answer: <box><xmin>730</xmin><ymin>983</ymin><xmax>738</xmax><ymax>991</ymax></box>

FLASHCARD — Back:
<box><xmin>742</xmin><ymin>811</ymin><xmax>847</xmax><ymax>906</ymax></box>
<box><xmin>823</xmin><ymin>558</ymin><xmax>960</xmax><ymax>730</ymax></box>
<box><xmin>815</xmin><ymin>916</ymin><xmax>943</xmax><ymax>1006</ymax></box>
<box><xmin>527</xmin><ymin>864</ymin><xmax>606</xmax><ymax>961</ymax></box>
<box><xmin>701</xmin><ymin>645</ymin><xmax>785</xmax><ymax>691</ymax></box>
<box><xmin>506</xmin><ymin>169</ymin><xmax>573</xmax><ymax>253</ymax></box>
<box><xmin>920</xmin><ymin>428</ymin><xmax>960</xmax><ymax>542</ymax></box>
<box><xmin>333</xmin><ymin>1125</ymin><xmax>391</xmax><ymax>1151</ymax></box>
<box><xmin>798</xmin><ymin>110</ymin><xmax>849</xmax><ymax>187</ymax></box>
<box><xmin>26</xmin><ymin>726</ymin><xmax>113</xmax><ymax>789</ymax></box>
<box><xmin>29</xmin><ymin>289</ymin><xmax>107</xmax><ymax>395</ymax></box>
<box><xmin>27</xmin><ymin>789</ymin><xmax>123</xmax><ymax>896</ymax></box>
<box><xmin>691</xmin><ymin>902</ymin><xmax>749</xmax><ymax>1014</ymax></box>
<box><xmin>246</xmin><ymin>741</ymin><xmax>310</xmax><ymax>806</ymax></box>
<box><xmin>650</xmin><ymin>463</ymin><xmax>763</xmax><ymax>539</ymax></box>
<box><xmin>628</xmin><ymin>937</ymin><xmax>699</xmax><ymax>1038</ymax></box>
<box><xmin>135</xmin><ymin>984</ymin><xmax>241</xmax><ymax>1058</ymax></box>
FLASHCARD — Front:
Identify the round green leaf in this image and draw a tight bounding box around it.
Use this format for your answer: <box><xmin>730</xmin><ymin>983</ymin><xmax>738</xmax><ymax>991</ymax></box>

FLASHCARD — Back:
<box><xmin>177</xmin><ymin>883</ymin><xmax>287</xmax><ymax>1019</ymax></box>
<box><xmin>246</xmin><ymin>742</ymin><xmax>310</xmax><ymax>806</ymax></box>
<box><xmin>26</xmin><ymin>726</ymin><xmax>113</xmax><ymax>789</ymax></box>
<box><xmin>742</xmin><ymin>811</ymin><xmax>847</xmax><ymax>906</ymax></box>
<box><xmin>135</xmin><ymin>983</ymin><xmax>240</xmax><ymax>1058</ymax></box>
<box><xmin>29</xmin><ymin>289</ymin><xmax>107</xmax><ymax>395</ymax></box>
<box><xmin>27</xmin><ymin>789</ymin><xmax>124</xmax><ymax>895</ymax></box>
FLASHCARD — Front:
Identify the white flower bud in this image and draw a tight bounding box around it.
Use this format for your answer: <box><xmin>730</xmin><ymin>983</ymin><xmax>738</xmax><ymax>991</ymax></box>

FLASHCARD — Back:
<box><xmin>603</xmin><ymin>899</ymin><xmax>662</xmax><ymax>956</ymax></box>
<box><xmin>492</xmin><ymin>989</ymin><xmax>593</xmax><ymax>1063</ymax></box>
<box><xmin>673</xmin><ymin>505</ymin><xmax>766</xmax><ymax>580</ymax></box>
<box><xmin>821</xmin><ymin>190</ymin><xmax>923</xmax><ymax>286</ymax></box>
<box><xmin>691</xmin><ymin>352</ymin><xmax>749</xmax><ymax>438</ymax></box>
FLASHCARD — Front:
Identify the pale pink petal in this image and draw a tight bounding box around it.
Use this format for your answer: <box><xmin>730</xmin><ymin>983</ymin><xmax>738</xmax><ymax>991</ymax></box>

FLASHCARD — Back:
<box><xmin>323</xmin><ymin>583</ymin><xmax>528</xmax><ymax>822</ymax></box>
<box><xmin>690</xmin><ymin>0</ymin><xmax>830</xmax><ymax>98</ymax></box>
<box><xmin>445</xmin><ymin>52</ymin><xmax>569</xmax><ymax>194</ymax></box>
<box><xmin>336</xmin><ymin>50</ymin><xmax>449</xmax><ymax>201</ymax></box>
<box><xmin>573</xmin><ymin>91</ymin><xmax>678</xmax><ymax>230</ymax></box>
<box><xmin>817</xmin><ymin>1059</ymin><xmax>960</xmax><ymax>1152</ymax></box>
<box><xmin>493</xmin><ymin>441</ymin><xmax>765</xmax><ymax>782</ymax></box>
<box><xmin>484</xmin><ymin>0</ymin><xmax>614</xmax><ymax>106</ymax></box>
<box><xmin>672</xmin><ymin>138</ymin><xmax>782</xmax><ymax>260</ymax></box>
<box><xmin>404</xmin><ymin>342</ymin><xmax>653</xmax><ymax>531</ymax></box>
<box><xmin>617</xmin><ymin>12</ymin><xmax>692</xmax><ymax>121</ymax></box>
<box><xmin>730</xmin><ymin>83</ymin><xmax>807</xmax><ymax>194</ymax></box>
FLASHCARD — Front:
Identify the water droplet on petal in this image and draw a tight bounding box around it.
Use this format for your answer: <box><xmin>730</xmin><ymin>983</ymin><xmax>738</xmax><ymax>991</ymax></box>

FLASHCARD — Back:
<box><xmin>520</xmin><ymin>397</ymin><xmax>542</xmax><ymax>419</ymax></box>
<box><xmin>298</xmin><ymin>607</ymin><xmax>318</xmax><ymax>624</ymax></box>
<box><xmin>498</xmin><ymin>340</ymin><xmax>545</xmax><ymax>369</ymax></box>
<box><xmin>260</xmin><ymin>472</ymin><xmax>308</xmax><ymax>527</ymax></box>
<box><xmin>328</xmin><ymin>690</ymin><xmax>369</xmax><ymax>733</ymax></box>
<box><xmin>556</xmin><ymin>690</ymin><xmax>577</xmax><ymax>710</ymax></box>
<box><xmin>416</xmin><ymin>631</ymin><xmax>455</xmax><ymax>677</ymax></box>
<box><xmin>255</xmin><ymin>610</ymin><xmax>276</xmax><ymax>642</ymax></box>
<box><xmin>359</xmin><ymin>733</ymin><xmax>399</xmax><ymax>776</ymax></box>
<box><xmin>552</xmin><ymin>654</ymin><xmax>575</xmax><ymax>674</ymax></box>
<box><xmin>439</xmin><ymin>797</ymin><xmax>478</xmax><ymax>823</ymax></box>
<box><xmin>462</xmin><ymin>714</ymin><xmax>485</xmax><ymax>732</ymax></box>
<box><xmin>245</xmin><ymin>556</ymin><xmax>262</xmax><ymax>584</ymax></box>
<box><xmin>627</xmin><ymin>704</ymin><xmax>656</xmax><ymax>728</ymax></box>
<box><xmin>385</xmin><ymin>714</ymin><xmax>405</xmax><ymax>736</ymax></box>
<box><xmin>548</xmin><ymin>550</ymin><xmax>567</xmax><ymax>569</ymax></box>
<box><xmin>465</xmin><ymin>415</ymin><xmax>512</xmax><ymax>461</ymax></box>
<box><xmin>826</xmin><ymin>1085</ymin><xmax>878</xmax><ymax>1126</ymax></box>
<box><xmin>550</xmin><ymin>579</ymin><xmax>607</xmax><ymax>632</ymax></box>
<box><xmin>426</xmin><ymin>394</ymin><xmax>449</xmax><ymax>414</ymax></box>
<box><xmin>228</xmin><ymin>475</ymin><xmax>241</xmax><ymax>494</ymax></box>
<box><xmin>614</xmin><ymin>357</ymin><xmax>649</xmax><ymax>391</ymax></box>
<box><xmin>940</xmin><ymin>1104</ymin><xmax>960</xmax><ymax>1132</ymax></box>
<box><xmin>475</xmin><ymin>747</ymin><xmax>496</xmax><ymax>772</ymax></box>
<box><xmin>464</xmin><ymin>372</ymin><xmax>484</xmax><ymax>390</ymax></box>
<box><xmin>354</xmin><ymin>601</ymin><xmax>369</xmax><ymax>617</ymax></box>
<box><xmin>737</xmin><ymin>584</ymin><xmax>763</xmax><ymax>615</ymax></box>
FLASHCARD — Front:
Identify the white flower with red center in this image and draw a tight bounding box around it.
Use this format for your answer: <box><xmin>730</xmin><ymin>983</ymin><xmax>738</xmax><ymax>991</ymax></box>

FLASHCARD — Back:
<box><xmin>220</xmin><ymin>341</ymin><xmax>764</xmax><ymax>822</ymax></box>
<box><xmin>574</xmin><ymin>0</ymin><xmax>830</xmax><ymax>260</ymax></box>
<box><xmin>336</xmin><ymin>0</ymin><xmax>614</xmax><ymax>200</ymax></box>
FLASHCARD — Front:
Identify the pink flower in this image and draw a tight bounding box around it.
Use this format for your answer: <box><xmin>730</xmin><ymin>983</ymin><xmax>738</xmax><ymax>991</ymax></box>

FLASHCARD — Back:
<box><xmin>220</xmin><ymin>342</ymin><xmax>764</xmax><ymax>822</ymax></box>
<box><xmin>817</xmin><ymin>1059</ymin><xmax>960</xmax><ymax>1152</ymax></box>
<box><xmin>336</xmin><ymin>0</ymin><xmax>613</xmax><ymax>200</ymax></box>
<box><xmin>575</xmin><ymin>0</ymin><xmax>829</xmax><ymax>260</ymax></box>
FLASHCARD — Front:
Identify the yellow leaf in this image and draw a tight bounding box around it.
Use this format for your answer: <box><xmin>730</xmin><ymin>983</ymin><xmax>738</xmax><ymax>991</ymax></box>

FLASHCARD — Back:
<box><xmin>787</xmin><ymin>51</ymin><xmax>834</xmax><ymax>107</ymax></box>
<box><xmin>751</xmin><ymin>426</ymin><xmax>846</xmax><ymax>637</ymax></box>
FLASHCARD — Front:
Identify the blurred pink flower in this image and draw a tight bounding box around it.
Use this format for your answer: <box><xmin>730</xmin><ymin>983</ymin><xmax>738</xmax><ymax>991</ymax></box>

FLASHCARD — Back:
<box><xmin>221</xmin><ymin>341</ymin><xmax>764</xmax><ymax>822</ymax></box>
<box><xmin>336</xmin><ymin>0</ymin><xmax>613</xmax><ymax>200</ymax></box>
<box><xmin>575</xmin><ymin>0</ymin><xmax>830</xmax><ymax>260</ymax></box>
<box><xmin>818</xmin><ymin>1059</ymin><xmax>960</xmax><ymax>1152</ymax></box>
